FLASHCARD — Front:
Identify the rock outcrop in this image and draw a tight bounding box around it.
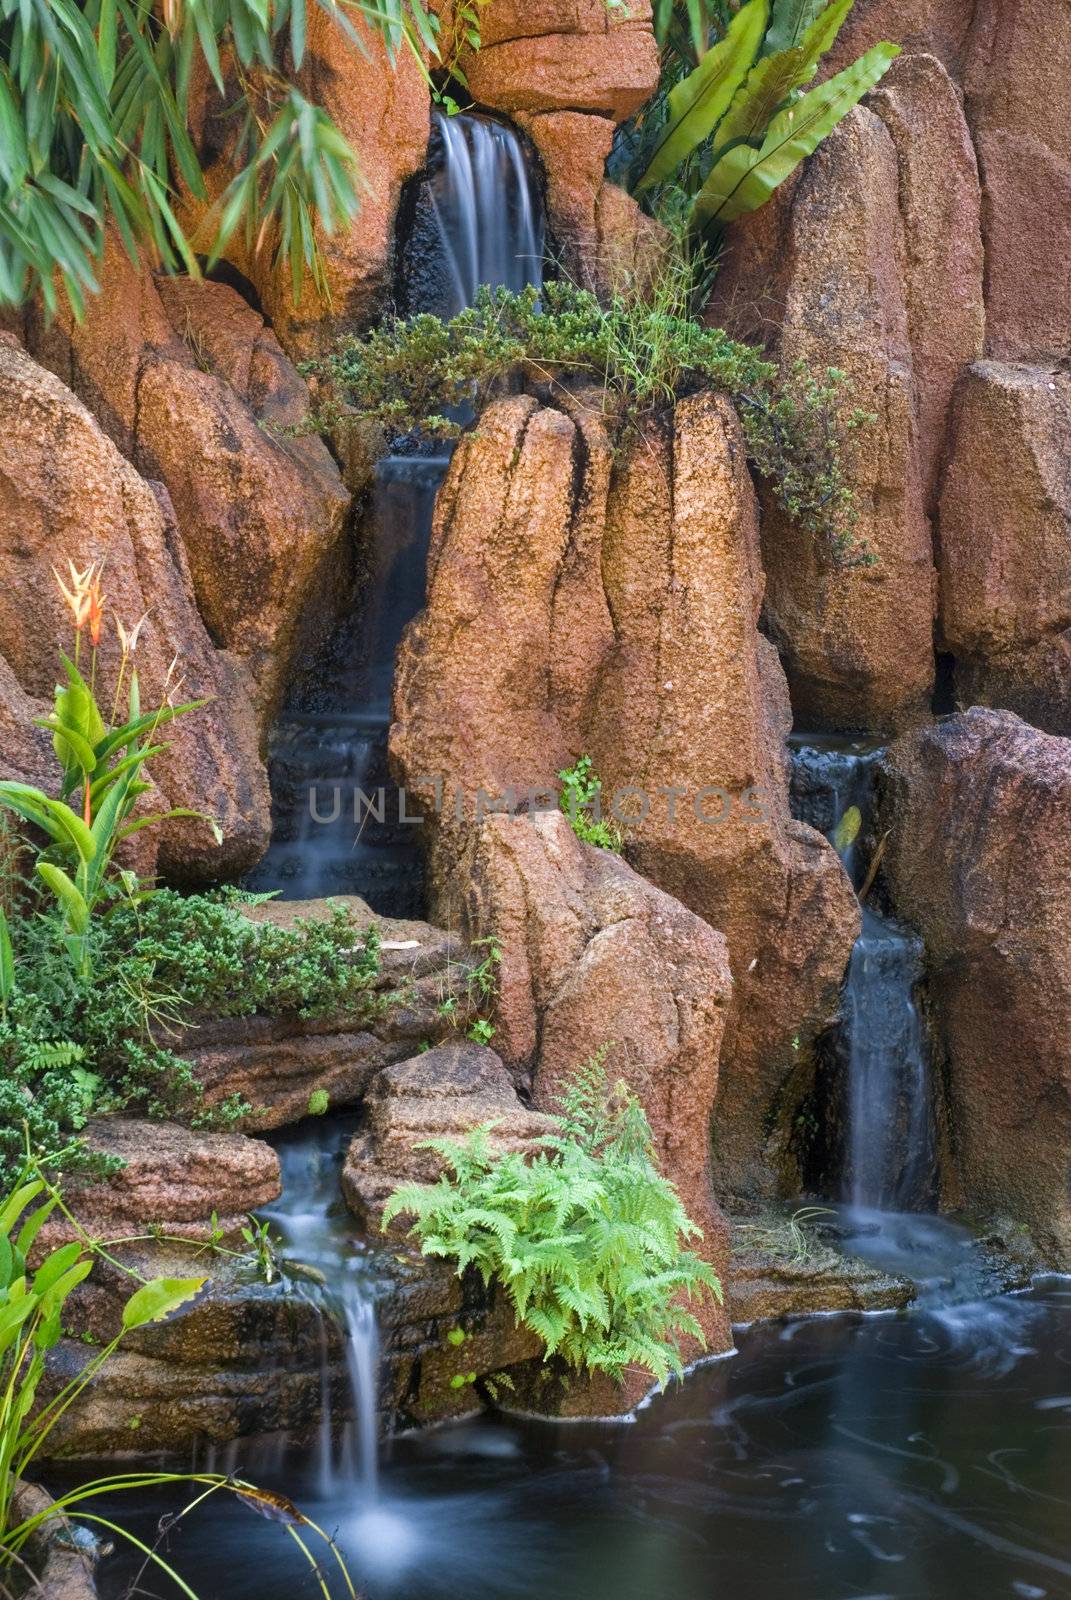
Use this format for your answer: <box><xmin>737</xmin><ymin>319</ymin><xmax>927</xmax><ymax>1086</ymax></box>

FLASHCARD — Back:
<box><xmin>0</xmin><ymin>335</ymin><xmax>269</xmax><ymax>877</ymax></box>
<box><xmin>342</xmin><ymin>1041</ymin><xmax>554</xmax><ymax>1227</ymax></box>
<box><xmin>392</xmin><ymin>392</ymin><xmax>857</xmax><ymax>1212</ymax></box>
<box><xmin>938</xmin><ymin>362</ymin><xmax>1071</xmax><ymax>736</ymax></box>
<box><xmin>21</xmin><ymin>239</ymin><xmax>351</xmax><ymax>725</ymax></box>
<box><xmin>881</xmin><ymin>710</ymin><xmax>1071</xmax><ymax>1267</ymax></box>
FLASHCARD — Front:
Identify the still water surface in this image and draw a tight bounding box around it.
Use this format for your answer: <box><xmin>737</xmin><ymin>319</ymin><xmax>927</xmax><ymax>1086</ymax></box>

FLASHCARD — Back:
<box><xmin>95</xmin><ymin>1278</ymin><xmax>1071</xmax><ymax>1600</ymax></box>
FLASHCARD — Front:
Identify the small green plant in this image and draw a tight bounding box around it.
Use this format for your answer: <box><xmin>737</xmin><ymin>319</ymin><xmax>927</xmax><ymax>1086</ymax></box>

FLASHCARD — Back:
<box><xmin>240</xmin><ymin>1215</ymin><xmax>280</xmax><ymax>1285</ymax></box>
<box><xmin>312</xmin><ymin>278</ymin><xmax>870</xmax><ymax>565</ymax></box>
<box><xmin>0</xmin><ymin>893</ymin><xmax>383</xmax><ymax>1188</ymax></box>
<box><xmin>0</xmin><ymin>562</ymin><xmax>215</xmax><ymax>979</ymax></box>
<box><xmin>383</xmin><ymin>1053</ymin><xmax>722</xmax><ymax>1386</ymax></box>
<box><xmin>466</xmin><ymin>1018</ymin><xmax>496</xmax><ymax>1047</ymax></box>
<box><xmin>616</xmin><ymin>0</ymin><xmax>898</xmax><ymax>262</ymax></box>
<box><xmin>559</xmin><ymin>757</ymin><xmax>624</xmax><ymax>852</ymax></box>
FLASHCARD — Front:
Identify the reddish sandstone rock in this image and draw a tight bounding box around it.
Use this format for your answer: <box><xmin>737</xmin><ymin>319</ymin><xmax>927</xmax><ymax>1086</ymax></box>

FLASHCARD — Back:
<box><xmin>881</xmin><ymin>710</ymin><xmax>1071</xmax><ymax>1267</ymax></box>
<box><xmin>0</xmin><ymin>338</ymin><xmax>268</xmax><ymax>877</ymax></box>
<box><xmin>822</xmin><ymin>0</ymin><xmax>975</xmax><ymax>78</ymax></box>
<box><xmin>938</xmin><ymin>361</ymin><xmax>1071</xmax><ymax>735</ymax></box>
<box><xmin>22</xmin><ymin>239</ymin><xmax>351</xmax><ymax>725</ymax></box>
<box><xmin>964</xmin><ymin>0</ymin><xmax>1071</xmax><ymax>361</ymax></box>
<box><xmin>747</xmin><ymin>109</ymin><xmax>936</xmax><ymax>734</ymax></box>
<box><xmin>392</xmin><ymin>392</ymin><xmax>856</xmax><ymax>1215</ymax></box>
<box><xmin>462</xmin><ymin>809</ymin><xmax>734</xmax><ymax>1353</ymax></box>
<box><xmin>460</xmin><ymin>0</ymin><xmax>658</xmax><ymax>120</ymax></box>
<box><xmin>868</xmin><ymin>53</ymin><xmax>984</xmax><ymax>512</ymax></box>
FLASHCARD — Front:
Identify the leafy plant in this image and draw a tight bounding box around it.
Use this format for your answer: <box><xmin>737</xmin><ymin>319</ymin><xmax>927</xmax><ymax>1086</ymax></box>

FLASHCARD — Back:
<box><xmin>0</xmin><ymin>1162</ymin><xmax>354</xmax><ymax>1597</ymax></box>
<box><xmin>0</xmin><ymin>562</ymin><xmax>214</xmax><ymax>978</ymax></box>
<box><xmin>0</xmin><ymin>892</ymin><xmax>383</xmax><ymax>1188</ymax></box>
<box><xmin>615</xmin><ymin>0</ymin><xmax>898</xmax><ymax>259</ymax></box>
<box><xmin>312</xmin><ymin>277</ymin><xmax>871</xmax><ymax>564</ymax></box>
<box><xmin>0</xmin><ymin>0</ymin><xmax>453</xmax><ymax>315</ymax></box>
<box><xmin>559</xmin><ymin>757</ymin><xmax>623</xmax><ymax>852</ymax></box>
<box><xmin>383</xmin><ymin>1053</ymin><xmax>722</xmax><ymax>1386</ymax></box>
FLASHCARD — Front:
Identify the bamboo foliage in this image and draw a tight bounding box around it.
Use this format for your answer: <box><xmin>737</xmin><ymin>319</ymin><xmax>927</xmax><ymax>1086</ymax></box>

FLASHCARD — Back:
<box><xmin>0</xmin><ymin>0</ymin><xmax>443</xmax><ymax>315</ymax></box>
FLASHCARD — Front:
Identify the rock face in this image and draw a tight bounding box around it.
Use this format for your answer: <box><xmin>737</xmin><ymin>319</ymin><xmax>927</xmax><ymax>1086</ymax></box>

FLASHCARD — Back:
<box><xmin>727</xmin><ymin>1217</ymin><xmax>914</xmax><ymax>1323</ymax></box>
<box><xmin>709</xmin><ymin>4</ymin><xmax>1071</xmax><ymax>736</ymax></box>
<box><xmin>392</xmin><ymin>392</ymin><xmax>857</xmax><ymax>1215</ymax></box>
<box><xmin>342</xmin><ymin>1041</ymin><xmax>554</xmax><ymax>1227</ymax></box>
<box><xmin>710</xmin><ymin>101</ymin><xmax>942</xmax><ymax>735</ymax></box>
<box><xmin>21</xmin><ymin>239</ymin><xmax>351</xmax><ymax>725</ymax></box>
<box><xmin>881</xmin><ymin>710</ymin><xmax>1071</xmax><ymax>1267</ymax></box>
<box><xmin>938</xmin><ymin>363</ymin><xmax>1071</xmax><ymax>735</ymax></box>
<box><xmin>0</xmin><ymin>335</ymin><xmax>269</xmax><ymax>878</ymax></box>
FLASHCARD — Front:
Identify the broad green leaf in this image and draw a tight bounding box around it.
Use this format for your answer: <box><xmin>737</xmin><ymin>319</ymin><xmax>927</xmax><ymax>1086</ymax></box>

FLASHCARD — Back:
<box><xmin>0</xmin><ymin>904</ymin><xmax>13</xmax><ymax>1006</ymax></box>
<box><xmin>833</xmin><ymin>803</ymin><xmax>862</xmax><ymax>853</ymax></box>
<box><xmin>634</xmin><ymin>0</ymin><xmax>770</xmax><ymax>195</ymax></box>
<box><xmin>121</xmin><ymin>1276</ymin><xmax>207</xmax><ymax>1330</ymax></box>
<box><xmin>0</xmin><ymin>1182</ymin><xmax>45</xmax><ymax>1241</ymax></box>
<box><xmin>690</xmin><ymin>40</ymin><xmax>899</xmax><ymax>228</ymax></box>
<box><xmin>36</xmin><ymin>863</ymin><xmax>90</xmax><ymax>934</ymax></box>
<box><xmin>711</xmin><ymin>0</ymin><xmax>853</xmax><ymax>157</ymax></box>
<box><xmin>761</xmin><ymin>0</ymin><xmax>827</xmax><ymax>56</ymax></box>
<box><xmin>31</xmin><ymin>1240</ymin><xmax>84</xmax><ymax>1296</ymax></box>
<box><xmin>16</xmin><ymin>1198</ymin><xmax>59</xmax><ymax>1260</ymax></box>
<box><xmin>0</xmin><ymin>784</ymin><xmax>95</xmax><ymax>865</ymax></box>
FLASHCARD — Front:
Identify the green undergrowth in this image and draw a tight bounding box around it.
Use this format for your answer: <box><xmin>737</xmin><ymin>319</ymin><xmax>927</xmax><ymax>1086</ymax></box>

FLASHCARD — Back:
<box><xmin>309</xmin><ymin>277</ymin><xmax>874</xmax><ymax>566</ymax></box>
<box><xmin>383</xmin><ymin>1052</ymin><xmax>722</xmax><ymax>1387</ymax></box>
<box><xmin>0</xmin><ymin>888</ymin><xmax>382</xmax><ymax>1188</ymax></box>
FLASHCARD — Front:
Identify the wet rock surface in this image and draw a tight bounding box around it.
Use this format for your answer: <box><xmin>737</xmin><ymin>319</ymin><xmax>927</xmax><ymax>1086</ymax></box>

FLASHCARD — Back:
<box><xmin>881</xmin><ymin>710</ymin><xmax>1071</xmax><ymax>1268</ymax></box>
<box><xmin>727</xmin><ymin>1214</ymin><xmax>914</xmax><ymax>1324</ymax></box>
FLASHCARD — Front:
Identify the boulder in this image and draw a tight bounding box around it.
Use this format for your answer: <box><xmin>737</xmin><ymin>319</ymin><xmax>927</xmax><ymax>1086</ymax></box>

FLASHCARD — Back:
<box><xmin>463</xmin><ymin>809</ymin><xmax>734</xmax><ymax>1330</ymax></box>
<box><xmin>341</xmin><ymin>1041</ymin><xmax>554</xmax><ymax>1227</ymax></box>
<box><xmin>0</xmin><ymin>336</ymin><xmax>268</xmax><ymax>877</ymax></box>
<box><xmin>459</xmin><ymin>0</ymin><xmax>658</xmax><ymax>120</ymax></box>
<box><xmin>22</xmin><ymin>239</ymin><xmax>352</xmax><ymax>724</ymax></box>
<box><xmin>881</xmin><ymin>710</ymin><xmax>1071</xmax><ymax>1267</ymax></box>
<box><xmin>964</xmin><ymin>0</ymin><xmax>1071</xmax><ymax>361</ymax></box>
<box><xmin>713</xmin><ymin>108</ymin><xmax>937</xmax><ymax>734</ymax></box>
<box><xmin>185</xmin><ymin>896</ymin><xmax>485</xmax><ymax>1132</ymax></box>
<box><xmin>938</xmin><ymin>362</ymin><xmax>1071</xmax><ymax>735</ymax></box>
<box><xmin>56</xmin><ymin>1119</ymin><xmax>281</xmax><ymax>1240</ymax></box>
<box><xmin>392</xmin><ymin>392</ymin><xmax>857</xmax><ymax>1208</ymax></box>
<box><xmin>868</xmin><ymin>53</ymin><xmax>984</xmax><ymax>513</ymax></box>
<box><xmin>727</xmin><ymin>1216</ymin><xmax>914</xmax><ymax>1323</ymax></box>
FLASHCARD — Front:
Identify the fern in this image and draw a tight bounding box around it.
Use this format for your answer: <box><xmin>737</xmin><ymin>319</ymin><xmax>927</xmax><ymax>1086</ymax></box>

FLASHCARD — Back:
<box><xmin>382</xmin><ymin>1057</ymin><xmax>722</xmax><ymax>1387</ymax></box>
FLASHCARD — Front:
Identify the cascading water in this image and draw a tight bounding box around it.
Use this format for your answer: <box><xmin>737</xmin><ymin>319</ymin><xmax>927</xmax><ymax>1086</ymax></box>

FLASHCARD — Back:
<box><xmin>247</xmin><ymin>111</ymin><xmax>544</xmax><ymax>915</ymax></box>
<box><xmin>789</xmin><ymin>737</ymin><xmax>936</xmax><ymax>1212</ymax></box>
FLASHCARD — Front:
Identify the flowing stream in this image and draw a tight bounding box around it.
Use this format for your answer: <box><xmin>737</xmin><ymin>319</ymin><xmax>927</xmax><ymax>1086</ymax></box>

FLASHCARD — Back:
<box><xmin>247</xmin><ymin>112</ymin><xmax>544</xmax><ymax>916</ymax></box>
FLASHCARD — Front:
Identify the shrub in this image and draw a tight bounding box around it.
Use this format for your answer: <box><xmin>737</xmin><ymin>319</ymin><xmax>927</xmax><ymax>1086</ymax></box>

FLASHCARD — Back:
<box><xmin>383</xmin><ymin>1054</ymin><xmax>722</xmax><ymax>1387</ymax></box>
<box><xmin>311</xmin><ymin>278</ymin><xmax>873</xmax><ymax>565</ymax></box>
<box><xmin>0</xmin><ymin>890</ymin><xmax>382</xmax><ymax>1189</ymax></box>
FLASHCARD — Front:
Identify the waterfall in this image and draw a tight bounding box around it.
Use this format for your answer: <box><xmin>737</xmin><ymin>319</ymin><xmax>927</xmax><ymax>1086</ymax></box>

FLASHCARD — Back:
<box><xmin>790</xmin><ymin>738</ymin><xmax>936</xmax><ymax>1212</ymax></box>
<box><xmin>248</xmin><ymin>112</ymin><xmax>544</xmax><ymax>915</ymax></box>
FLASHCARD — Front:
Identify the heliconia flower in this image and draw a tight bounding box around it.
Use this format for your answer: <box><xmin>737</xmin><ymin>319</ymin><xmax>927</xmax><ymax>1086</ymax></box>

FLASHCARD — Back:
<box><xmin>87</xmin><ymin>567</ymin><xmax>105</xmax><ymax>648</ymax></box>
<box><xmin>115</xmin><ymin>611</ymin><xmax>150</xmax><ymax>656</ymax></box>
<box><xmin>53</xmin><ymin>559</ymin><xmax>96</xmax><ymax>632</ymax></box>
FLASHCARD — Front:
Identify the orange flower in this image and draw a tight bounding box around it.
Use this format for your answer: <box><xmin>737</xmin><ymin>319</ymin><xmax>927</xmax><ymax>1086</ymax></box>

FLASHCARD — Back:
<box><xmin>87</xmin><ymin>567</ymin><xmax>105</xmax><ymax>648</ymax></box>
<box><xmin>52</xmin><ymin>559</ymin><xmax>96</xmax><ymax>633</ymax></box>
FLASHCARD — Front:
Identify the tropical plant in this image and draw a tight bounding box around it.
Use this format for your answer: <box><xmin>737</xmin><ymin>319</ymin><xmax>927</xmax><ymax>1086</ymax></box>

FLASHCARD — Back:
<box><xmin>0</xmin><ymin>1161</ymin><xmax>355</xmax><ymax>1597</ymax></box>
<box><xmin>615</xmin><ymin>0</ymin><xmax>898</xmax><ymax>258</ymax></box>
<box><xmin>383</xmin><ymin>1053</ymin><xmax>722</xmax><ymax>1386</ymax></box>
<box><xmin>559</xmin><ymin>757</ymin><xmax>623</xmax><ymax>852</ymax></box>
<box><xmin>312</xmin><ymin>277</ymin><xmax>874</xmax><ymax>564</ymax></box>
<box><xmin>0</xmin><ymin>0</ymin><xmax>451</xmax><ymax>316</ymax></box>
<box><xmin>0</xmin><ymin>888</ymin><xmax>383</xmax><ymax>1188</ymax></box>
<box><xmin>0</xmin><ymin>562</ymin><xmax>214</xmax><ymax>977</ymax></box>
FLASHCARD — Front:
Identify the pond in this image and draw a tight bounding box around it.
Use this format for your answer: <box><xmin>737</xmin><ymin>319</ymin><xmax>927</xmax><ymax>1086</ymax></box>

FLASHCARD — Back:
<box><xmin>93</xmin><ymin>1275</ymin><xmax>1071</xmax><ymax>1600</ymax></box>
